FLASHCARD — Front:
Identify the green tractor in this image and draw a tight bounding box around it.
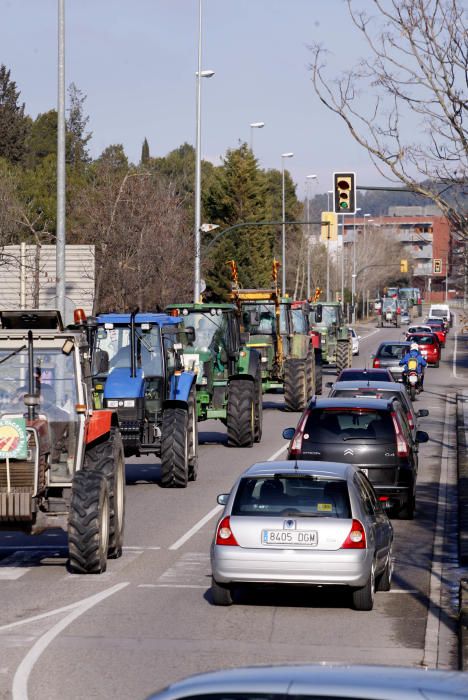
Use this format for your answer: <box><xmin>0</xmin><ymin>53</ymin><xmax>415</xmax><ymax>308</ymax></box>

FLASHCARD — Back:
<box><xmin>229</xmin><ymin>268</ymin><xmax>316</xmax><ymax>411</ymax></box>
<box><xmin>165</xmin><ymin>303</ymin><xmax>263</xmax><ymax>447</ymax></box>
<box><xmin>308</xmin><ymin>301</ymin><xmax>352</xmax><ymax>373</ymax></box>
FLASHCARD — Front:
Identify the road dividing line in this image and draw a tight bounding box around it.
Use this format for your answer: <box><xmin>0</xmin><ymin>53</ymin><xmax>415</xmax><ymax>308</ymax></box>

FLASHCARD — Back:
<box><xmin>12</xmin><ymin>582</ymin><xmax>129</xmax><ymax>700</ymax></box>
<box><xmin>168</xmin><ymin>443</ymin><xmax>289</xmax><ymax>551</ymax></box>
<box><xmin>169</xmin><ymin>505</ymin><xmax>222</xmax><ymax>550</ymax></box>
<box><xmin>422</xmin><ymin>393</ymin><xmax>454</xmax><ymax>668</ymax></box>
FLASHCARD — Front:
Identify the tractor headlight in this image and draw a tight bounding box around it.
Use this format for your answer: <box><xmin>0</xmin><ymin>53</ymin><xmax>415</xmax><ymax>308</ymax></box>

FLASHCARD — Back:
<box><xmin>107</xmin><ymin>400</ymin><xmax>119</xmax><ymax>408</ymax></box>
<box><xmin>200</xmin><ymin>376</ymin><xmax>208</xmax><ymax>385</ymax></box>
<box><xmin>123</xmin><ymin>400</ymin><xmax>135</xmax><ymax>407</ymax></box>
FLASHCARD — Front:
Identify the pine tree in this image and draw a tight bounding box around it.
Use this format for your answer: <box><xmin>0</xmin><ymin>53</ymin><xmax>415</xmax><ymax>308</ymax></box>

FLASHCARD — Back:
<box><xmin>66</xmin><ymin>83</ymin><xmax>92</xmax><ymax>168</ymax></box>
<box><xmin>0</xmin><ymin>64</ymin><xmax>29</xmax><ymax>164</ymax></box>
<box><xmin>140</xmin><ymin>137</ymin><xmax>150</xmax><ymax>165</ymax></box>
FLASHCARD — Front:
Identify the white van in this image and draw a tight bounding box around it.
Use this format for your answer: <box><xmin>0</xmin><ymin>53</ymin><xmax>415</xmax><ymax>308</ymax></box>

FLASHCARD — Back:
<box><xmin>428</xmin><ymin>304</ymin><xmax>452</xmax><ymax>327</ymax></box>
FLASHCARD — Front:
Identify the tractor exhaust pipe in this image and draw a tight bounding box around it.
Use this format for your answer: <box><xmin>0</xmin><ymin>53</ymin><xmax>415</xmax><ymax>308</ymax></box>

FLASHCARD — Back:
<box><xmin>130</xmin><ymin>307</ymin><xmax>139</xmax><ymax>378</ymax></box>
<box><xmin>27</xmin><ymin>330</ymin><xmax>37</xmax><ymax>420</ymax></box>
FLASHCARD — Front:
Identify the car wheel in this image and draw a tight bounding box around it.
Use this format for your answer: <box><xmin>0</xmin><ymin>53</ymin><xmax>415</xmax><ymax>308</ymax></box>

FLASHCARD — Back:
<box><xmin>399</xmin><ymin>494</ymin><xmax>415</xmax><ymax>520</ymax></box>
<box><xmin>376</xmin><ymin>552</ymin><xmax>393</xmax><ymax>592</ymax></box>
<box><xmin>433</xmin><ymin>360</ymin><xmax>440</xmax><ymax>368</ymax></box>
<box><xmin>351</xmin><ymin>562</ymin><xmax>375</xmax><ymax>611</ymax></box>
<box><xmin>211</xmin><ymin>577</ymin><xmax>233</xmax><ymax>606</ymax></box>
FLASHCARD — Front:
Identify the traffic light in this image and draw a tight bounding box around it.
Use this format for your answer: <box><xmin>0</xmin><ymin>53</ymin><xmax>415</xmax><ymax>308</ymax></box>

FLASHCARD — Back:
<box><xmin>333</xmin><ymin>172</ymin><xmax>356</xmax><ymax>214</ymax></box>
<box><xmin>433</xmin><ymin>259</ymin><xmax>442</xmax><ymax>274</ymax></box>
<box><xmin>400</xmin><ymin>259</ymin><xmax>408</xmax><ymax>273</ymax></box>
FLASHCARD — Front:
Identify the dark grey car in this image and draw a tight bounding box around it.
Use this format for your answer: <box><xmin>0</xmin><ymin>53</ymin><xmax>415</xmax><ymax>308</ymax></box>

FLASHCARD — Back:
<box><xmin>372</xmin><ymin>341</ymin><xmax>410</xmax><ymax>381</ymax></box>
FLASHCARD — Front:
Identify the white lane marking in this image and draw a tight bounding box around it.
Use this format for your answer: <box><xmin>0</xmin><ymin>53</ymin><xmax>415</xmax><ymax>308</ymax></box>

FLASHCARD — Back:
<box><xmin>11</xmin><ymin>582</ymin><xmax>128</xmax><ymax>700</ymax></box>
<box><xmin>359</xmin><ymin>328</ymin><xmax>381</xmax><ymax>340</ymax></box>
<box><xmin>123</xmin><ymin>546</ymin><xmax>160</xmax><ymax>551</ymax></box>
<box><xmin>422</xmin><ymin>393</ymin><xmax>453</xmax><ymax>668</ymax></box>
<box><xmin>168</xmin><ymin>443</ymin><xmax>289</xmax><ymax>551</ymax></box>
<box><xmin>267</xmin><ymin>444</ymin><xmax>288</xmax><ymax>461</ymax></box>
<box><xmin>169</xmin><ymin>506</ymin><xmax>222</xmax><ymax>551</ymax></box>
<box><xmin>0</xmin><ymin>569</ymin><xmax>31</xmax><ymax>581</ymax></box>
<box><xmin>453</xmin><ymin>331</ymin><xmax>458</xmax><ymax>378</ymax></box>
<box><xmin>389</xmin><ymin>589</ymin><xmax>420</xmax><ymax>594</ymax></box>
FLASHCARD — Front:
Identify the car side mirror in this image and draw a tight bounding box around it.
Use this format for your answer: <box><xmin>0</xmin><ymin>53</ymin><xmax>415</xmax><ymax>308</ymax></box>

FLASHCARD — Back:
<box><xmin>217</xmin><ymin>494</ymin><xmax>229</xmax><ymax>506</ymax></box>
<box><xmin>185</xmin><ymin>326</ymin><xmax>195</xmax><ymax>344</ymax></box>
<box><xmin>326</xmin><ymin>381</ymin><xmax>333</xmax><ymax>388</ymax></box>
<box><xmin>282</xmin><ymin>427</ymin><xmax>295</xmax><ymax>440</ymax></box>
<box><xmin>248</xmin><ymin>310</ymin><xmax>260</xmax><ymax>327</ymax></box>
<box><xmin>315</xmin><ymin>304</ymin><xmax>323</xmax><ymax>323</ymax></box>
<box><xmin>416</xmin><ymin>430</ymin><xmax>429</xmax><ymax>443</ymax></box>
<box><xmin>94</xmin><ymin>349</ymin><xmax>109</xmax><ymax>375</ymax></box>
<box><xmin>417</xmin><ymin>409</ymin><xmax>429</xmax><ymax>418</ymax></box>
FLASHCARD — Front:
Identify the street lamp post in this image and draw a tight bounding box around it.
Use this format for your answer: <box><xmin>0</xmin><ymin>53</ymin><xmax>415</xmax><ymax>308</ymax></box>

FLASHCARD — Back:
<box><xmin>306</xmin><ymin>174</ymin><xmax>317</xmax><ymax>298</ymax></box>
<box><xmin>194</xmin><ymin>0</ymin><xmax>215</xmax><ymax>303</ymax></box>
<box><xmin>56</xmin><ymin>0</ymin><xmax>66</xmax><ymax>320</ymax></box>
<box><xmin>281</xmin><ymin>152</ymin><xmax>294</xmax><ymax>296</ymax></box>
<box><xmin>249</xmin><ymin>122</ymin><xmax>264</xmax><ymax>152</ymax></box>
<box><xmin>352</xmin><ymin>207</ymin><xmax>362</xmax><ymax>324</ymax></box>
<box><xmin>327</xmin><ymin>190</ymin><xmax>333</xmax><ymax>212</ymax></box>
<box><xmin>363</xmin><ymin>214</ymin><xmax>373</xmax><ymax>317</ymax></box>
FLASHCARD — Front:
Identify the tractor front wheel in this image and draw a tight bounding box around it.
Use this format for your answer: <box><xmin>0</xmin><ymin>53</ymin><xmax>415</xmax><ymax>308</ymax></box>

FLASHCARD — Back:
<box><xmin>68</xmin><ymin>470</ymin><xmax>110</xmax><ymax>574</ymax></box>
<box><xmin>306</xmin><ymin>351</ymin><xmax>316</xmax><ymax>399</ymax></box>
<box><xmin>84</xmin><ymin>427</ymin><xmax>125</xmax><ymax>559</ymax></box>
<box><xmin>227</xmin><ymin>379</ymin><xmax>255</xmax><ymax>447</ymax></box>
<box><xmin>254</xmin><ymin>368</ymin><xmax>263</xmax><ymax>443</ymax></box>
<box><xmin>314</xmin><ymin>349</ymin><xmax>323</xmax><ymax>394</ymax></box>
<box><xmin>284</xmin><ymin>358</ymin><xmax>308</xmax><ymax>411</ymax></box>
<box><xmin>188</xmin><ymin>388</ymin><xmax>198</xmax><ymax>482</ymax></box>
<box><xmin>160</xmin><ymin>408</ymin><xmax>189</xmax><ymax>488</ymax></box>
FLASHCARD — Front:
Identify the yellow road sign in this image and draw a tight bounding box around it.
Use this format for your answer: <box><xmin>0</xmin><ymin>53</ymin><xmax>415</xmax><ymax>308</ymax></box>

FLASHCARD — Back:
<box><xmin>321</xmin><ymin>212</ymin><xmax>338</xmax><ymax>241</ymax></box>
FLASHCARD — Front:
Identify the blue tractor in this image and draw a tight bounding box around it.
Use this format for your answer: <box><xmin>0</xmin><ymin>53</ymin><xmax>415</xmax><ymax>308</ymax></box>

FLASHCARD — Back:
<box><xmin>89</xmin><ymin>311</ymin><xmax>197</xmax><ymax>488</ymax></box>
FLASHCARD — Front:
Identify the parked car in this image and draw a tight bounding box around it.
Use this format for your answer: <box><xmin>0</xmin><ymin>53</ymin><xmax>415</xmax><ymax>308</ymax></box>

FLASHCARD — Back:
<box><xmin>406</xmin><ymin>333</ymin><xmax>441</xmax><ymax>367</ymax></box>
<box><xmin>148</xmin><ymin>664</ymin><xmax>468</xmax><ymax>700</ymax></box>
<box><xmin>423</xmin><ymin>319</ymin><xmax>447</xmax><ymax>347</ymax></box>
<box><xmin>327</xmin><ymin>380</ymin><xmax>429</xmax><ymax>440</ymax></box>
<box><xmin>372</xmin><ymin>341</ymin><xmax>411</xmax><ymax>380</ymax></box>
<box><xmin>349</xmin><ymin>327</ymin><xmax>360</xmax><ymax>355</ymax></box>
<box><xmin>283</xmin><ymin>396</ymin><xmax>428</xmax><ymax>519</ymax></box>
<box><xmin>210</xmin><ymin>459</ymin><xmax>393</xmax><ymax>610</ymax></box>
<box><xmin>336</xmin><ymin>367</ymin><xmax>394</xmax><ymax>383</ymax></box>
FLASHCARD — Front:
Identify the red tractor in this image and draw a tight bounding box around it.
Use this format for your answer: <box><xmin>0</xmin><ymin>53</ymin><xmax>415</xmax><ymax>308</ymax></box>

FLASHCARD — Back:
<box><xmin>0</xmin><ymin>310</ymin><xmax>125</xmax><ymax>574</ymax></box>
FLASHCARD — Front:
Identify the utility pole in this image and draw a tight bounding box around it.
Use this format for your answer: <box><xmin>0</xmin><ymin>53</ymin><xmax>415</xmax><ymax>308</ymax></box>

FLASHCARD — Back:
<box><xmin>56</xmin><ymin>0</ymin><xmax>66</xmax><ymax>320</ymax></box>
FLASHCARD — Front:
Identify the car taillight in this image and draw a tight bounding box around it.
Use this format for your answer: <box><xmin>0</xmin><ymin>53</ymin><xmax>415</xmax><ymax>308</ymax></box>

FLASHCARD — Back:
<box><xmin>373</xmin><ymin>358</ymin><xmax>380</xmax><ymax>368</ymax></box>
<box><xmin>397</xmin><ymin>307</ymin><xmax>401</xmax><ymax>314</ymax></box>
<box><xmin>341</xmin><ymin>519</ymin><xmax>367</xmax><ymax>549</ymax></box>
<box><xmin>289</xmin><ymin>410</ymin><xmax>310</xmax><ymax>457</ymax></box>
<box><xmin>406</xmin><ymin>411</ymin><xmax>414</xmax><ymax>430</ymax></box>
<box><xmin>391</xmin><ymin>411</ymin><xmax>409</xmax><ymax>457</ymax></box>
<box><xmin>215</xmin><ymin>516</ymin><xmax>239</xmax><ymax>546</ymax></box>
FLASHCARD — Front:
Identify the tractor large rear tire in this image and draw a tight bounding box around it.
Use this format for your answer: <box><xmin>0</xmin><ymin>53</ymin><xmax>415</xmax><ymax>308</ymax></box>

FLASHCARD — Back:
<box><xmin>68</xmin><ymin>470</ymin><xmax>110</xmax><ymax>574</ymax></box>
<box><xmin>284</xmin><ymin>358</ymin><xmax>308</xmax><ymax>412</ymax></box>
<box><xmin>227</xmin><ymin>379</ymin><xmax>255</xmax><ymax>447</ymax></box>
<box><xmin>314</xmin><ymin>349</ymin><xmax>323</xmax><ymax>394</ymax></box>
<box><xmin>188</xmin><ymin>388</ymin><xmax>198</xmax><ymax>482</ymax></box>
<box><xmin>254</xmin><ymin>368</ymin><xmax>263</xmax><ymax>443</ymax></box>
<box><xmin>336</xmin><ymin>340</ymin><xmax>351</xmax><ymax>373</ymax></box>
<box><xmin>84</xmin><ymin>428</ymin><xmax>125</xmax><ymax>559</ymax></box>
<box><xmin>160</xmin><ymin>408</ymin><xmax>189</xmax><ymax>488</ymax></box>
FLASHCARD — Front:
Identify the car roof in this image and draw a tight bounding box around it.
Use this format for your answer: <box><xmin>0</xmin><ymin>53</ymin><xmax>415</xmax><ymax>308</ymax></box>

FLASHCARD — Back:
<box><xmin>152</xmin><ymin>664</ymin><xmax>468</xmax><ymax>698</ymax></box>
<box><xmin>332</xmin><ymin>380</ymin><xmax>404</xmax><ymax>392</ymax></box>
<box><xmin>309</xmin><ymin>397</ymin><xmax>394</xmax><ymax>410</ymax></box>
<box><xmin>340</xmin><ymin>368</ymin><xmax>390</xmax><ymax>374</ymax></box>
<box><xmin>96</xmin><ymin>313</ymin><xmax>179</xmax><ymax>326</ymax></box>
<box><xmin>242</xmin><ymin>460</ymin><xmax>353</xmax><ymax>479</ymax></box>
<box><xmin>376</xmin><ymin>340</ymin><xmax>410</xmax><ymax>347</ymax></box>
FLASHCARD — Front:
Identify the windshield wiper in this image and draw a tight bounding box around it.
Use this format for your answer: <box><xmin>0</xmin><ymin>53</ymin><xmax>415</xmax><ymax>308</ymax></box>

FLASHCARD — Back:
<box><xmin>342</xmin><ymin>435</ymin><xmax>376</xmax><ymax>440</ymax></box>
<box><xmin>0</xmin><ymin>344</ymin><xmax>27</xmax><ymax>365</ymax></box>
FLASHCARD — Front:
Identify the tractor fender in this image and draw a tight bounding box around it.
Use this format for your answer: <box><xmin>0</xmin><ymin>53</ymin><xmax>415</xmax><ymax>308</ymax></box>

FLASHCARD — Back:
<box><xmin>168</xmin><ymin>371</ymin><xmax>195</xmax><ymax>405</ymax></box>
<box><xmin>85</xmin><ymin>409</ymin><xmax>119</xmax><ymax>445</ymax></box>
<box><xmin>234</xmin><ymin>347</ymin><xmax>261</xmax><ymax>380</ymax></box>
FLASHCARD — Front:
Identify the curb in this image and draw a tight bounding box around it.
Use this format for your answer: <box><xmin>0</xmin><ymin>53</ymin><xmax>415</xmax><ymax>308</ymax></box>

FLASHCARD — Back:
<box><xmin>456</xmin><ymin>391</ymin><xmax>468</xmax><ymax>669</ymax></box>
<box><xmin>459</xmin><ymin>578</ymin><xmax>468</xmax><ymax>671</ymax></box>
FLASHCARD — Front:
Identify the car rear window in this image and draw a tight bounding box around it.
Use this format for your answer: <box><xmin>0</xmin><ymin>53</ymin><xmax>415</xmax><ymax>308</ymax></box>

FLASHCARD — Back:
<box><xmin>231</xmin><ymin>476</ymin><xmax>351</xmax><ymax>518</ymax></box>
<box><xmin>409</xmin><ymin>335</ymin><xmax>434</xmax><ymax>344</ymax></box>
<box><xmin>304</xmin><ymin>408</ymin><xmax>395</xmax><ymax>442</ymax></box>
<box><xmin>332</xmin><ymin>389</ymin><xmax>394</xmax><ymax>401</ymax></box>
<box><xmin>338</xmin><ymin>369</ymin><xmax>391</xmax><ymax>381</ymax></box>
<box><xmin>377</xmin><ymin>344</ymin><xmax>408</xmax><ymax>359</ymax></box>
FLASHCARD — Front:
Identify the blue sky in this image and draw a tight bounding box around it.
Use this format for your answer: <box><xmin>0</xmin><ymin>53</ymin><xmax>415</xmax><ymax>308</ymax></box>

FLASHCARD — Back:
<box><xmin>1</xmin><ymin>0</ymin><xmax>387</xmax><ymax>197</ymax></box>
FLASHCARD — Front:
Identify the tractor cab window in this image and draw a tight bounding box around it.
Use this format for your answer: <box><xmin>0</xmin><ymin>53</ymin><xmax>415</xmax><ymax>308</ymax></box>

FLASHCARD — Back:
<box><xmin>311</xmin><ymin>305</ymin><xmax>339</xmax><ymax>326</ymax></box>
<box><xmin>242</xmin><ymin>303</ymin><xmax>287</xmax><ymax>335</ymax></box>
<box><xmin>291</xmin><ymin>308</ymin><xmax>307</xmax><ymax>333</ymax></box>
<box><xmin>94</xmin><ymin>325</ymin><xmax>163</xmax><ymax>377</ymax></box>
<box><xmin>0</xmin><ymin>345</ymin><xmax>79</xmax><ymax>483</ymax></box>
<box><xmin>182</xmin><ymin>311</ymin><xmax>228</xmax><ymax>355</ymax></box>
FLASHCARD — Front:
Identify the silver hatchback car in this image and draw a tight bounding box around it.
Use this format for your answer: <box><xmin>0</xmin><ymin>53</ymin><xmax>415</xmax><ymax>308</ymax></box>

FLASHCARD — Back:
<box><xmin>211</xmin><ymin>460</ymin><xmax>393</xmax><ymax>611</ymax></box>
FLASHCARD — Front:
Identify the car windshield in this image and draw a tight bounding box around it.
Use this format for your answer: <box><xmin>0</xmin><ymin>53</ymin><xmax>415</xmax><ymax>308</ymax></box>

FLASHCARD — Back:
<box><xmin>232</xmin><ymin>476</ymin><xmax>351</xmax><ymax>518</ymax></box>
<box><xmin>304</xmin><ymin>408</ymin><xmax>395</xmax><ymax>442</ymax></box>
<box><xmin>377</xmin><ymin>343</ymin><xmax>408</xmax><ymax>359</ymax></box>
<box><xmin>242</xmin><ymin>303</ymin><xmax>287</xmax><ymax>335</ymax></box>
<box><xmin>94</xmin><ymin>325</ymin><xmax>163</xmax><ymax>376</ymax></box>
<box><xmin>332</xmin><ymin>389</ymin><xmax>397</xmax><ymax>402</ymax></box>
